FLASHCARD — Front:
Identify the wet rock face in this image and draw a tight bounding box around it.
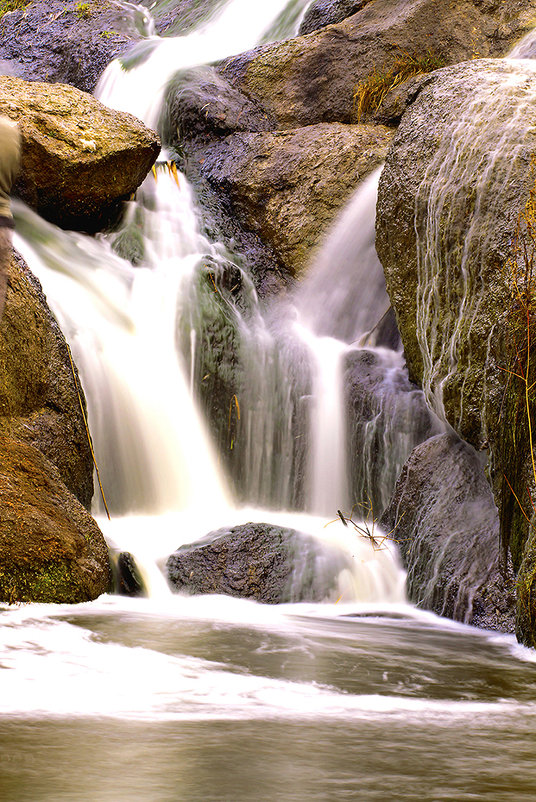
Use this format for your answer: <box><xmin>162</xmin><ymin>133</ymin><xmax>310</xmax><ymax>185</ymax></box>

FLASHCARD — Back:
<box><xmin>375</xmin><ymin>60</ymin><xmax>536</xmax><ymax>641</ymax></box>
<box><xmin>217</xmin><ymin>0</ymin><xmax>536</xmax><ymax>129</ymax></box>
<box><xmin>167</xmin><ymin>522</ymin><xmax>351</xmax><ymax>603</ymax></box>
<box><xmin>345</xmin><ymin>348</ymin><xmax>441</xmax><ymax>516</ymax></box>
<box><xmin>0</xmin><ymin>437</ymin><xmax>111</xmax><ymax>604</ymax></box>
<box><xmin>187</xmin><ymin>123</ymin><xmax>393</xmax><ymax>276</ymax></box>
<box><xmin>164</xmin><ymin>65</ymin><xmax>274</xmax><ymax>142</ymax></box>
<box><xmin>0</xmin><ymin>250</ymin><xmax>94</xmax><ymax>509</ymax></box>
<box><xmin>0</xmin><ymin>75</ymin><xmax>160</xmax><ymax>232</ymax></box>
<box><xmin>0</xmin><ymin>0</ymin><xmax>140</xmax><ymax>93</ymax></box>
<box><xmin>380</xmin><ymin>434</ymin><xmax>516</xmax><ymax>633</ymax></box>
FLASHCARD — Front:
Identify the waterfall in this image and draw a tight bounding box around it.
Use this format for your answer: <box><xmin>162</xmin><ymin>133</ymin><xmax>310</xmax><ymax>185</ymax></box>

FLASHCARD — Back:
<box><xmin>10</xmin><ymin>0</ymin><xmax>430</xmax><ymax>602</ymax></box>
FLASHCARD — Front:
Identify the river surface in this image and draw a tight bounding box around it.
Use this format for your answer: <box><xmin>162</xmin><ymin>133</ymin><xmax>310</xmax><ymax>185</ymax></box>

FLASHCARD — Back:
<box><xmin>3</xmin><ymin>1</ymin><xmax>536</xmax><ymax>799</ymax></box>
<box><xmin>2</xmin><ymin>594</ymin><xmax>536</xmax><ymax>801</ymax></box>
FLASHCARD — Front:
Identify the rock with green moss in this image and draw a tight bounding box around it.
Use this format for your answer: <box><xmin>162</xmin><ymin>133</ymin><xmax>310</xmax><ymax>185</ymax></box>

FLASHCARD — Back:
<box><xmin>0</xmin><ymin>437</ymin><xmax>110</xmax><ymax>603</ymax></box>
<box><xmin>0</xmin><ymin>0</ymin><xmax>140</xmax><ymax>93</ymax></box>
<box><xmin>0</xmin><ymin>249</ymin><xmax>94</xmax><ymax>508</ymax></box>
<box><xmin>193</xmin><ymin>122</ymin><xmax>393</xmax><ymax>276</ymax></box>
<box><xmin>0</xmin><ymin>75</ymin><xmax>160</xmax><ymax>231</ymax></box>
<box><xmin>217</xmin><ymin>0</ymin><xmax>536</xmax><ymax>128</ymax></box>
<box><xmin>375</xmin><ymin>59</ymin><xmax>536</xmax><ymax>645</ymax></box>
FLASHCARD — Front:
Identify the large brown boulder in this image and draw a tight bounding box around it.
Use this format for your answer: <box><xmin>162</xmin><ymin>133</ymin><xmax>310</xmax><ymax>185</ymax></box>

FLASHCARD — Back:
<box><xmin>375</xmin><ymin>58</ymin><xmax>536</xmax><ymax>644</ymax></box>
<box><xmin>0</xmin><ymin>250</ymin><xmax>93</xmax><ymax>508</ymax></box>
<box><xmin>0</xmin><ymin>75</ymin><xmax>160</xmax><ymax>231</ymax></box>
<box><xmin>0</xmin><ymin>437</ymin><xmax>110</xmax><ymax>603</ymax></box>
<box><xmin>217</xmin><ymin>0</ymin><xmax>536</xmax><ymax>128</ymax></box>
<box><xmin>195</xmin><ymin>123</ymin><xmax>393</xmax><ymax>275</ymax></box>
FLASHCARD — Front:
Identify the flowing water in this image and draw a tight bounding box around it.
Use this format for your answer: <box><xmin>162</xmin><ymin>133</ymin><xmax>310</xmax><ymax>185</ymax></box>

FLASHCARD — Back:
<box><xmin>2</xmin><ymin>2</ymin><xmax>536</xmax><ymax>799</ymax></box>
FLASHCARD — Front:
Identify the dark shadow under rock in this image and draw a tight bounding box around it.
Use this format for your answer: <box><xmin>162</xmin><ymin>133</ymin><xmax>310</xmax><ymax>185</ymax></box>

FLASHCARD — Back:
<box><xmin>380</xmin><ymin>433</ymin><xmax>516</xmax><ymax>633</ymax></box>
<box><xmin>167</xmin><ymin>522</ymin><xmax>352</xmax><ymax>603</ymax></box>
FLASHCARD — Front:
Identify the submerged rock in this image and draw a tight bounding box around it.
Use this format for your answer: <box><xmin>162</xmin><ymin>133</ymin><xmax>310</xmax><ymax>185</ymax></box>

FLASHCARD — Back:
<box><xmin>375</xmin><ymin>58</ymin><xmax>536</xmax><ymax>644</ymax></box>
<box><xmin>380</xmin><ymin>434</ymin><xmax>516</xmax><ymax>633</ymax></box>
<box><xmin>192</xmin><ymin>123</ymin><xmax>393</xmax><ymax>276</ymax></box>
<box><xmin>0</xmin><ymin>437</ymin><xmax>111</xmax><ymax>604</ymax></box>
<box><xmin>0</xmin><ymin>75</ymin><xmax>160</xmax><ymax>231</ymax></box>
<box><xmin>167</xmin><ymin>522</ymin><xmax>351</xmax><ymax>603</ymax></box>
<box><xmin>217</xmin><ymin>0</ymin><xmax>536</xmax><ymax>128</ymax></box>
<box><xmin>0</xmin><ymin>250</ymin><xmax>94</xmax><ymax>508</ymax></box>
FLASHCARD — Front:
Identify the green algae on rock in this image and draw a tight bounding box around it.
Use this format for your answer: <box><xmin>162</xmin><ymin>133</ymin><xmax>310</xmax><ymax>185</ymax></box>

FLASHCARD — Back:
<box><xmin>0</xmin><ymin>438</ymin><xmax>111</xmax><ymax>604</ymax></box>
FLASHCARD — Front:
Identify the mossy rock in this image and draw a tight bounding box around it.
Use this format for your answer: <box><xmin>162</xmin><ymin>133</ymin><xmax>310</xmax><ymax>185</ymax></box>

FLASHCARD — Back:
<box><xmin>0</xmin><ymin>75</ymin><xmax>160</xmax><ymax>231</ymax></box>
<box><xmin>0</xmin><ymin>437</ymin><xmax>111</xmax><ymax>603</ymax></box>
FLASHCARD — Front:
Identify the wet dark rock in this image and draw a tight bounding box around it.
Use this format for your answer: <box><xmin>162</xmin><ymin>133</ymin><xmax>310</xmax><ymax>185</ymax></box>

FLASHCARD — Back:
<box><xmin>163</xmin><ymin>65</ymin><xmax>274</xmax><ymax>142</ymax></box>
<box><xmin>217</xmin><ymin>0</ymin><xmax>536</xmax><ymax>128</ymax></box>
<box><xmin>0</xmin><ymin>75</ymin><xmax>160</xmax><ymax>232</ymax></box>
<box><xmin>345</xmin><ymin>348</ymin><xmax>441</xmax><ymax>515</ymax></box>
<box><xmin>375</xmin><ymin>58</ymin><xmax>536</xmax><ymax>644</ymax></box>
<box><xmin>167</xmin><ymin>522</ymin><xmax>351</xmax><ymax>603</ymax></box>
<box><xmin>113</xmin><ymin>552</ymin><xmax>146</xmax><ymax>597</ymax></box>
<box><xmin>380</xmin><ymin>434</ymin><xmax>516</xmax><ymax>633</ymax></box>
<box><xmin>299</xmin><ymin>0</ymin><xmax>370</xmax><ymax>35</ymax></box>
<box><xmin>191</xmin><ymin>123</ymin><xmax>393</xmax><ymax>276</ymax></box>
<box><xmin>0</xmin><ymin>250</ymin><xmax>94</xmax><ymax>508</ymax></box>
<box><xmin>0</xmin><ymin>0</ymin><xmax>140</xmax><ymax>93</ymax></box>
<box><xmin>0</xmin><ymin>437</ymin><xmax>111</xmax><ymax>604</ymax></box>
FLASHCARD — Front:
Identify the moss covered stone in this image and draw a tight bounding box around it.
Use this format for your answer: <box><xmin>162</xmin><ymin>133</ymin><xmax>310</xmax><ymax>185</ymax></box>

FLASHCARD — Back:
<box><xmin>0</xmin><ymin>437</ymin><xmax>111</xmax><ymax>604</ymax></box>
<box><xmin>0</xmin><ymin>75</ymin><xmax>160</xmax><ymax>231</ymax></box>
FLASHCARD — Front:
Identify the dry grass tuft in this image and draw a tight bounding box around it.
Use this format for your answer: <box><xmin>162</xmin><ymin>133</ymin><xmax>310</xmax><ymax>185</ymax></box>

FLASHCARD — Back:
<box><xmin>353</xmin><ymin>49</ymin><xmax>444</xmax><ymax>121</ymax></box>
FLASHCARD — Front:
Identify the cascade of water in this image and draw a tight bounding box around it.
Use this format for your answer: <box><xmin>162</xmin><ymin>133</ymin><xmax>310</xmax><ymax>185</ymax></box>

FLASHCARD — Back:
<box><xmin>13</xmin><ymin>173</ymin><xmax>230</xmax><ymax>516</ymax></box>
<box><xmin>12</xmin><ymin>0</ymin><xmax>413</xmax><ymax>600</ymax></box>
<box><xmin>96</xmin><ymin>0</ymin><xmax>305</xmax><ymax>128</ymax></box>
<box><xmin>296</xmin><ymin>168</ymin><xmax>392</xmax><ymax>345</ymax></box>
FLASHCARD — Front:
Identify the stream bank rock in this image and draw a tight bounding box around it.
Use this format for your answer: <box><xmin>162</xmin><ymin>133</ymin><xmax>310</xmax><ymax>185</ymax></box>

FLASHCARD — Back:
<box><xmin>167</xmin><ymin>522</ymin><xmax>351</xmax><ymax>603</ymax></box>
<box><xmin>0</xmin><ymin>437</ymin><xmax>110</xmax><ymax>604</ymax></box>
<box><xmin>193</xmin><ymin>123</ymin><xmax>393</xmax><ymax>275</ymax></box>
<box><xmin>375</xmin><ymin>59</ymin><xmax>536</xmax><ymax>644</ymax></box>
<box><xmin>217</xmin><ymin>0</ymin><xmax>536</xmax><ymax>128</ymax></box>
<box><xmin>0</xmin><ymin>0</ymin><xmax>141</xmax><ymax>93</ymax></box>
<box><xmin>380</xmin><ymin>434</ymin><xmax>516</xmax><ymax>633</ymax></box>
<box><xmin>0</xmin><ymin>75</ymin><xmax>160</xmax><ymax>231</ymax></box>
<box><xmin>0</xmin><ymin>250</ymin><xmax>94</xmax><ymax>509</ymax></box>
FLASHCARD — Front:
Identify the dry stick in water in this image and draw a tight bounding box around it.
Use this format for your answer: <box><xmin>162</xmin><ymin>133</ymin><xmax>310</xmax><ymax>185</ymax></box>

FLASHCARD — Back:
<box><xmin>66</xmin><ymin>343</ymin><xmax>111</xmax><ymax>520</ymax></box>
